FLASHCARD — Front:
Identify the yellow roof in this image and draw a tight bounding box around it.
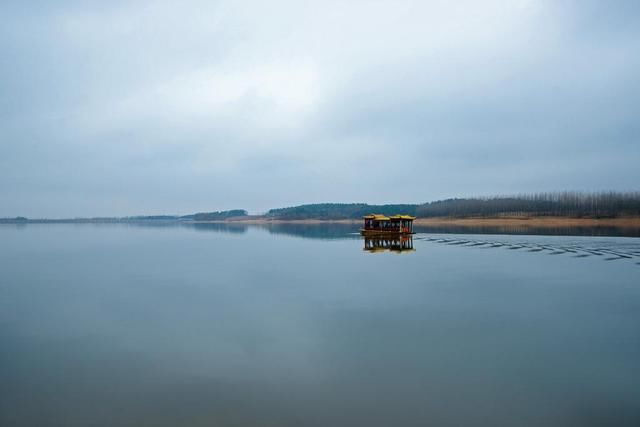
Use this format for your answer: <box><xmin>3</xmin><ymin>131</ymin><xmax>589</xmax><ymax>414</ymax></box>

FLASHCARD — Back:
<box><xmin>389</xmin><ymin>215</ymin><xmax>416</xmax><ymax>220</ymax></box>
<box><xmin>363</xmin><ymin>214</ymin><xmax>390</xmax><ymax>220</ymax></box>
<box><xmin>364</xmin><ymin>214</ymin><xmax>415</xmax><ymax>220</ymax></box>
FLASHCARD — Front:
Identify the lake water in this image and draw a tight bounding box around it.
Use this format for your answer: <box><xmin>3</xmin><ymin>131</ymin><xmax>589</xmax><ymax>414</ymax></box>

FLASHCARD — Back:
<box><xmin>1</xmin><ymin>223</ymin><xmax>639</xmax><ymax>426</ymax></box>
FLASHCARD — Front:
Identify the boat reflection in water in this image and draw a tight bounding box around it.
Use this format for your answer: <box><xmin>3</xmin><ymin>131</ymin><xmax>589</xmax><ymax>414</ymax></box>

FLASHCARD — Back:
<box><xmin>363</xmin><ymin>235</ymin><xmax>415</xmax><ymax>253</ymax></box>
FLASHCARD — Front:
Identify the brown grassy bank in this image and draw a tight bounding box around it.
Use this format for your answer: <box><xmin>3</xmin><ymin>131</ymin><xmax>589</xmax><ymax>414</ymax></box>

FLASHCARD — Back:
<box><xmin>413</xmin><ymin>216</ymin><xmax>640</xmax><ymax>228</ymax></box>
<box><xmin>196</xmin><ymin>218</ymin><xmax>360</xmax><ymax>224</ymax></box>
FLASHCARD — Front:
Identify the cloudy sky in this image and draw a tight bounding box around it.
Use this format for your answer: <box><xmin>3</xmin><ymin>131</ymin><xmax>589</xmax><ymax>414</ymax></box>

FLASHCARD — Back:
<box><xmin>1</xmin><ymin>0</ymin><xmax>638</xmax><ymax>217</ymax></box>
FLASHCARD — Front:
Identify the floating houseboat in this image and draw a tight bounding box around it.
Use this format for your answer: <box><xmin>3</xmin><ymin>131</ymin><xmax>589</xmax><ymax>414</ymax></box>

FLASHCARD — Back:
<box><xmin>360</xmin><ymin>214</ymin><xmax>416</xmax><ymax>236</ymax></box>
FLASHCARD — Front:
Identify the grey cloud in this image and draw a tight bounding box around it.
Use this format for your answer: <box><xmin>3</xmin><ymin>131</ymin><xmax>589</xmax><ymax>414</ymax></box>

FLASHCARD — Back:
<box><xmin>1</xmin><ymin>0</ymin><xmax>638</xmax><ymax>217</ymax></box>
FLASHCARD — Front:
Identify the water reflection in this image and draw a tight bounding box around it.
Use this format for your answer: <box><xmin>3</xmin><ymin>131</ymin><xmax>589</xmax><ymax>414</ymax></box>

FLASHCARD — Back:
<box><xmin>363</xmin><ymin>236</ymin><xmax>415</xmax><ymax>253</ymax></box>
<box><xmin>1</xmin><ymin>223</ymin><xmax>639</xmax><ymax>427</ymax></box>
<box><xmin>413</xmin><ymin>224</ymin><xmax>640</xmax><ymax>237</ymax></box>
<box><xmin>185</xmin><ymin>222</ymin><xmax>640</xmax><ymax>240</ymax></box>
<box><xmin>262</xmin><ymin>223</ymin><xmax>358</xmax><ymax>240</ymax></box>
<box><xmin>8</xmin><ymin>220</ymin><xmax>638</xmax><ymax>238</ymax></box>
<box><xmin>189</xmin><ymin>222</ymin><xmax>248</xmax><ymax>234</ymax></box>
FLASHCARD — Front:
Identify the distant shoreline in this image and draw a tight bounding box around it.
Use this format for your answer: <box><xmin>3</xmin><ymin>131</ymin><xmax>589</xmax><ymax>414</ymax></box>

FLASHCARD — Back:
<box><xmin>4</xmin><ymin>193</ymin><xmax>640</xmax><ymax>226</ymax></box>
<box><xmin>193</xmin><ymin>216</ymin><xmax>640</xmax><ymax>228</ymax></box>
<box><xmin>3</xmin><ymin>216</ymin><xmax>640</xmax><ymax>229</ymax></box>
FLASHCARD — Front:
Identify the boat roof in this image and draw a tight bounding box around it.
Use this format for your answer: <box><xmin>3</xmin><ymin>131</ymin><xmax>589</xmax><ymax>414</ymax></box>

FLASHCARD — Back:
<box><xmin>363</xmin><ymin>214</ymin><xmax>390</xmax><ymax>220</ymax></box>
<box><xmin>363</xmin><ymin>214</ymin><xmax>415</xmax><ymax>220</ymax></box>
<box><xmin>389</xmin><ymin>214</ymin><xmax>416</xmax><ymax>220</ymax></box>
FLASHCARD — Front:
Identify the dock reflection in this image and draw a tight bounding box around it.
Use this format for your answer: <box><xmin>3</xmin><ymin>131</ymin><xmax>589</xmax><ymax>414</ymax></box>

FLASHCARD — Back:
<box><xmin>363</xmin><ymin>236</ymin><xmax>415</xmax><ymax>253</ymax></box>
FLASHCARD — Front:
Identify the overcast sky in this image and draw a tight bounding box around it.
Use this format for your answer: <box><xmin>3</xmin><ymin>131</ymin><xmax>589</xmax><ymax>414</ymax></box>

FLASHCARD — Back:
<box><xmin>1</xmin><ymin>0</ymin><xmax>638</xmax><ymax>217</ymax></box>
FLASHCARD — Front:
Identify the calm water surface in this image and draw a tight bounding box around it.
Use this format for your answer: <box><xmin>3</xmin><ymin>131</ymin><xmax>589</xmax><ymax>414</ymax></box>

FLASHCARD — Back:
<box><xmin>1</xmin><ymin>224</ymin><xmax>639</xmax><ymax>426</ymax></box>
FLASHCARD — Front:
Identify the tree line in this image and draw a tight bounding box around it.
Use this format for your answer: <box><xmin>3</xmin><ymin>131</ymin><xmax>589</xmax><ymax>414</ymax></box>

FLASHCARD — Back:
<box><xmin>415</xmin><ymin>192</ymin><xmax>640</xmax><ymax>218</ymax></box>
<box><xmin>266</xmin><ymin>203</ymin><xmax>419</xmax><ymax>220</ymax></box>
<box><xmin>264</xmin><ymin>192</ymin><xmax>640</xmax><ymax>219</ymax></box>
<box><xmin>191</xmin><ymin>209</ymin><xmax>248</xmax><ymax>221</ymax></box>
